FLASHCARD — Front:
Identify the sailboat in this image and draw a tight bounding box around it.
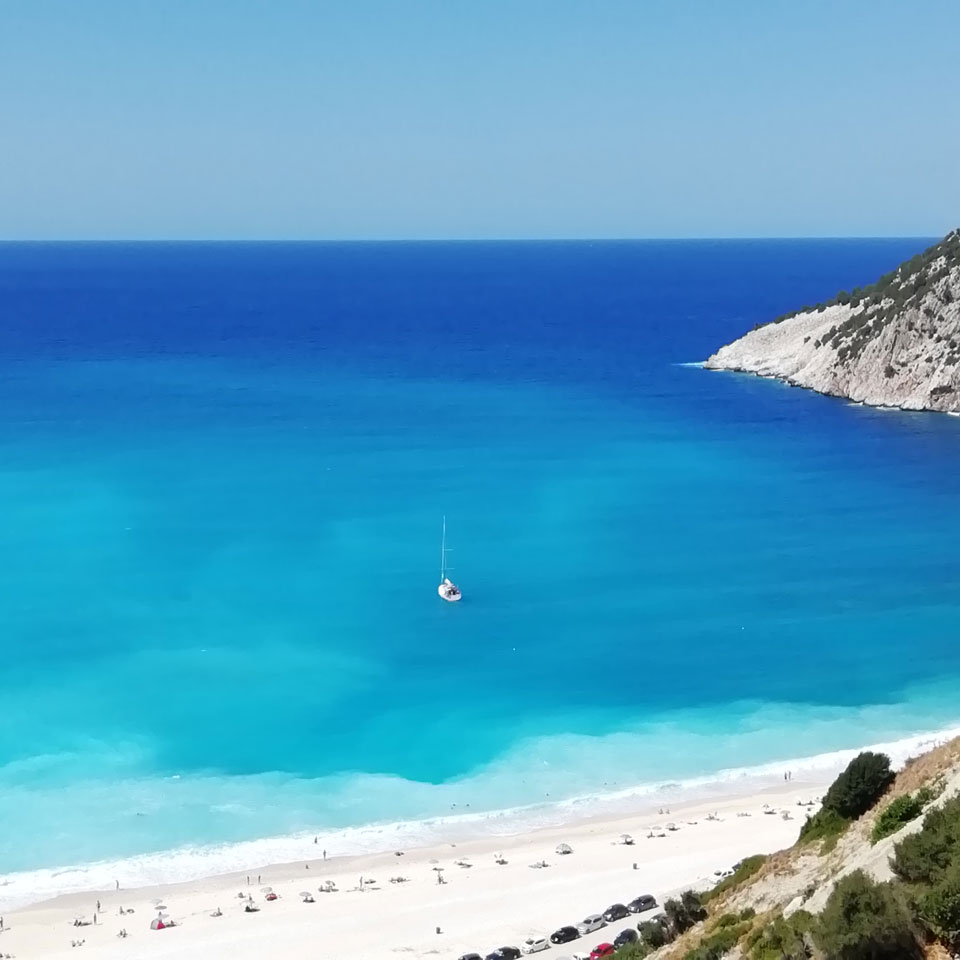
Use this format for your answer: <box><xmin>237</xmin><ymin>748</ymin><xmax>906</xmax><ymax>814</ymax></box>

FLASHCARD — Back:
<box><xmin>438</xmin><ymin>516</ymin><xmax>462</xmax><ymax>602</ymax></box>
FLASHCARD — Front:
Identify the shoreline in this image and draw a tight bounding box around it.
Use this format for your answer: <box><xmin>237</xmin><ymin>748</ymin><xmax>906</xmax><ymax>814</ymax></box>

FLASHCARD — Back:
<box><xmin>6</xmin><ymin>778</ymin><xmax>831</xmax><ymax>959</ymax></box>
<box><xmin>3</xmin><ymin>724</ymin><xmax>956</xmax><ymax>918</ymax></box>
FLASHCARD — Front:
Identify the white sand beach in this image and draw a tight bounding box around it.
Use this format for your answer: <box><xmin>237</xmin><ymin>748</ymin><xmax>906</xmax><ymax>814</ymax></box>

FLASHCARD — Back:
<box><xmin>0</xmin><ymin>777</ymin><xmax>831</xmax><ymax>960</ymax></box>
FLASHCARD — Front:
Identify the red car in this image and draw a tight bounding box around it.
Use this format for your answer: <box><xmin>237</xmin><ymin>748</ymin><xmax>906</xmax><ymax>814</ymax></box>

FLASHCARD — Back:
<box><xmin>590</xmin><ymin>944</ymin><xmax>615</xmax><ymax>960</ymax></box>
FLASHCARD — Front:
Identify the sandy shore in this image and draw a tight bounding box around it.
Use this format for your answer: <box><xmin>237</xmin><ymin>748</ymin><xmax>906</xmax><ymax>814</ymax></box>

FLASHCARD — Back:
<box><xmin>0</xmin><ymin>776</ymin><xmax>831</xmax><ymax>960</ymax></box>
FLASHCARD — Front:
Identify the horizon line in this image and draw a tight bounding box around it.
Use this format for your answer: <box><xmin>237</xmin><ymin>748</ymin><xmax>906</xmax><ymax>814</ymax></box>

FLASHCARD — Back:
<box><xmin>0</xmin><ymin>234</ymin><xmax>944</xmax><ymax>245</ymax></box>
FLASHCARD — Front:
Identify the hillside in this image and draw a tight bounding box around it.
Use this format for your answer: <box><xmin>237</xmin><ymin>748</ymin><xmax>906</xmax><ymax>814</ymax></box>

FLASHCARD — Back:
<box><xmin>705</xmin><ymin>231</ymin><xmax>960</xmax><ymax>412</ymax></box>
<box><xmin>617</xmin><ymin>736</ymin><xmax>960</xmax><ymax>960</ymax></box>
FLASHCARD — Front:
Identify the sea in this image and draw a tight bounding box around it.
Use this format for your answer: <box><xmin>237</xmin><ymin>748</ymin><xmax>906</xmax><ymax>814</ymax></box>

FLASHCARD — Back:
<box><xmin>2</xmin><ymin>238</ymin><xmax>959</xmax><ymax>909</ymax></box>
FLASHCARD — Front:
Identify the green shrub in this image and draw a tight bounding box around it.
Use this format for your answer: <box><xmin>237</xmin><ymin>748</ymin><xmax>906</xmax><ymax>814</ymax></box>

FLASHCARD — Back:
<box><xmin>891</xmin><ymin>796</ymin><xmax>960</xmax><ymax>885</ymax></box>
<box><xmin>798</xmin><ymin>807</ymin><xmax>849</xmax><ymax>849</ymax></box>
<box><xmin>872</xmin><ymin>793</ymin><xmax>925</xmax><ymax>842</ymax></box>
<box><xmin>637</xmin><ymin>918</ymin><xmax>670</xmax><ymax>948</ymax></box>
<box><xmin>822</xmin><ymin>752</ymin><xmax>894</xmax><ymax>820</ymax></box>
<box><xmin>685</xmin><ymin>923</ymin><xmax>750</xmax><ymax>960</ymax></box>
<box><xmin>747</xmin><ymin>914</ymin><xmax>808</xmax><ymax>960</ymax></box>
<box><xmin>815</xmin><ymin>870</ymin><xmax>921</xmax><ymax>960</ymax></box>
<box><xmin>917</xmin><ymin>860</ymin><xmax>960</xmax><ymax>946</ymax></box>
<box><xmin>701</xmin><ymin>854</ymin><xmax>767</xmax><ymax>903</ymax></box>
<box><xmin>665</xmin><ymin>890</ymin><xmax>707</xmax><ymax>934</ymax></box>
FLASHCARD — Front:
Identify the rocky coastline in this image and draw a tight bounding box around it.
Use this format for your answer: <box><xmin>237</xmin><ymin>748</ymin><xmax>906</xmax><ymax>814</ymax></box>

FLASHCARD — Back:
<box><xmin>705</xmin><ymin>230</ymin><xmax>960</xmax><ymax>413</ymax></box>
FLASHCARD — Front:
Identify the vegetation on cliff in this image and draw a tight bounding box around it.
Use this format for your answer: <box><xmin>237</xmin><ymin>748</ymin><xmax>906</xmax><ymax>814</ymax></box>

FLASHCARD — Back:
<box><xmin>632</xmin><ymin>742</ymin><xmax>960</xmax><ymax>960</ymax></box>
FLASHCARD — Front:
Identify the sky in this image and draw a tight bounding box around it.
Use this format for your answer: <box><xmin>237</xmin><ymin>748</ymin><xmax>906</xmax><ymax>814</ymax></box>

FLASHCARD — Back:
<box><xmin>1</xmin><ymin>0</ymin><xmax>958</xmax><ymax>240</ymax></box>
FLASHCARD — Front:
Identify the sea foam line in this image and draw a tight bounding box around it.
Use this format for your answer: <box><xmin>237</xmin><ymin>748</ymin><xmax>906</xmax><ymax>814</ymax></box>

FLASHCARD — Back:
<box><xmin>3</xmin><ymin>723</ymin><xmax>958</xmax><ymax>913</ymax></box>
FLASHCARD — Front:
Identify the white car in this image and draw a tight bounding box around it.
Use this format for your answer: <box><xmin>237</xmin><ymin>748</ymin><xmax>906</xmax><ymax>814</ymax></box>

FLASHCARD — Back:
<box><xmin>520</xmin><ymin>937</ymin><xmax>550</xmax><ymax>955</ymax></box>
<box><xmin>575</xmin><ymin>915</ymin><xmax>605</xmax><ymax>935</ymax></box>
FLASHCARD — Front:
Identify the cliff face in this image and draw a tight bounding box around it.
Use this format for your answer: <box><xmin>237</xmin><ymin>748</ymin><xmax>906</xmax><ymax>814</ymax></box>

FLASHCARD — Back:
<box><xmin>705</xmin><ymin>230</ymin><xmax>960</xmax><ymax>412</ymax></box>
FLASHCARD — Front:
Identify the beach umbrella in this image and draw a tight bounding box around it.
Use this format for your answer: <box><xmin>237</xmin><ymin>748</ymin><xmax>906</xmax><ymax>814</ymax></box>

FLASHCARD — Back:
<box><xmin>154</xmin><ymin>905</ymin><xmax>168</xmax><ymax>912</ymax></box>
<box><xmin>299</xmin><ymin>891</ymin><xmax>311</xmax><ymax>897</ymax></box>
<box><xmin>555</xmin><ymin>843</ymin><xmax>573</xmax><ymax>855</ymax></box>
<box><xmin>150</xmin><ymin>918</ymin><xmax>166</xmax><ymax>930</ymax></box>
<box><xmin>260</xmin><ymin>887</ymin><xmax>273</xmax><ymax>894</ymax></box>
<box><xmin>431</xmin><ymin>865</ymin><xmax>445</xmax><ymax>872</ymax></box>
<box><xmin>620</xmin><ymin>833</ymin><xmax>634</xmax><ymax>843</ymax></box>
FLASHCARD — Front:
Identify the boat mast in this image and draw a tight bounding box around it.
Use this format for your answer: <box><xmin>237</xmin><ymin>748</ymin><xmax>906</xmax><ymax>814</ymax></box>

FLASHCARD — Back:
<box><xmin>440</xmin><ymin>515</ymin><xmax>446</xmax><ymax>582</ymax></box>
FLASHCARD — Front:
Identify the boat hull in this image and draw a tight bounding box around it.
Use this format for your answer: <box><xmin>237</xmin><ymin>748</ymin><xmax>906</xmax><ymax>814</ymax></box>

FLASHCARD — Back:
<box><xmin>438</xmin><ymin>581</ymin><xmax>461</xmax><ymax>602</ymax></box>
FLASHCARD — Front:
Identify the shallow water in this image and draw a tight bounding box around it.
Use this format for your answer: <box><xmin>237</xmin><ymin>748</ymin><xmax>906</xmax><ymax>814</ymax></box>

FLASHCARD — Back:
<box><xmin>2</xmin><ymin>239</ymin><xmax>958</xmax><ymax>895</ymax></box>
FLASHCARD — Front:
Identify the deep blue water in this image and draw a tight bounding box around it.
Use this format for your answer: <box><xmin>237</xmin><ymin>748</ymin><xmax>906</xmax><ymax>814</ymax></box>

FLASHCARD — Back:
<box><xmin>2</xmin><ymin>239</ymin><xmax>959</xmax><ymax>890</ymax></box>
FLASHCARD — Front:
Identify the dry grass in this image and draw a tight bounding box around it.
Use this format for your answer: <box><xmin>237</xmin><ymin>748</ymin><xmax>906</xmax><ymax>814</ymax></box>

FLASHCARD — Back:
<box><xmin>861</xmin><ymin>735</ymin><xmax>960</xmax><ymax>829</ymax></box>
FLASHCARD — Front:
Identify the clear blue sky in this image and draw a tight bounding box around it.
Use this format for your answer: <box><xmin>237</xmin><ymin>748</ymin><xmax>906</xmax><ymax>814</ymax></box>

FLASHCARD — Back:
<box><xmin>2</xmin><ymin>0</ymin><xmax>958</xmax><ymax>240</ymax></box>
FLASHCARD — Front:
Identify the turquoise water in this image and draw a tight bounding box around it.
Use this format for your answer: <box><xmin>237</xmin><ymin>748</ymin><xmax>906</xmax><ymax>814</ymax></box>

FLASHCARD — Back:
<box><xmin>2</xmin><ymin>240</ymin><xmax>959</xmax><ymax>902</ymax></box>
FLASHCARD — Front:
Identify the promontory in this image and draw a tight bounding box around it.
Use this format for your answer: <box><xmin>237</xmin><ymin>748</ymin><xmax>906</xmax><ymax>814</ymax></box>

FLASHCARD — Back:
<box><xmin>705</xmin><ymin>229</ymin><xmax>960</xmax><ymax>412</ymax></box>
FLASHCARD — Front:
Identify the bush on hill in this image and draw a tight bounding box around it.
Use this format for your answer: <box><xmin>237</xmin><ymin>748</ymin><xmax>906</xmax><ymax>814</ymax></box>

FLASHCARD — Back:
<box><xmin>822</xmin><ymin>751</ymin><xmax>894</xmax><ymax>819</ymax></box>
<box><xmin>637</xmin><ymin>917</ymin><xmax>670</xmax><ymax>948</ymax></box>
<box><xmin>797</xmin><ymin>806</ymin><xmax>849</xmax><ymax>850</ymax></box>
<box><xmin>743</xmin><ymin>913</ymin><xmax>809</xmax><ymax>960</ymax></box>
<box><xmin>871</xmin><ymin>790</ymin><xmax>929</xmax><ymax>843</ymax></box>
<box><xmin>815</xmin><ymin>870</ymin><xmax>922</xmax><ymax>960</ymax></box>
<box><xmin>916</xmin><ymin>861</ymin><xmax>960</xmax><ymax>948</ymax></box>
<box><xmin>683</xmin><ymin>920</ymin><xmax>749</xmax><ymax>960</ymax></box>
<box><xmin>664</xmin><ymin>889</ymin><xmax>707</xmax><ymax>935</ymax></box>
<box><xmin>891</xmin><ymin>795</ymin><xmax>960</xmax><ymax>885</ymax></box>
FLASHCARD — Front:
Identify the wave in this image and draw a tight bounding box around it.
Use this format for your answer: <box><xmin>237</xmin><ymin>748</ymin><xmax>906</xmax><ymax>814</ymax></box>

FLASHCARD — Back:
<box><xmin>3</xmin><ymin>721</ymin><xmax>958</xmax><ymax>912</ymax></box>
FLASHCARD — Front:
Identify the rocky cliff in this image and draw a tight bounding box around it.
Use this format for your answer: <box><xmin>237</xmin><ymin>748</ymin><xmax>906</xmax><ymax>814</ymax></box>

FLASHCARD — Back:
<box><xmin>705</xmin><ymin>230</ymin><xmax>960</xmax><ymax>412</ymax></box>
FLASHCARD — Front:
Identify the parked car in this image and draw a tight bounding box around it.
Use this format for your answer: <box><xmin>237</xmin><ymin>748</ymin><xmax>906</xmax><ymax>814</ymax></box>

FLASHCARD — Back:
<box><xmin>613</xmin><ymin>929</ymin><xmax>638</xmax><ymax>948</ymax></box>
<box><xmin>459</xmin><ymin>954</ymin><xmax>482</xmax><ymax>960</ymax></box>
<box><xmin>490</xmin><ymin>949</ymin><xmax>521</xmax><ymax>960</ymax></box>
<box><xmin>520</xmin><ymin>937</ymin><xmax>550</xmax><ymax>955</ymax></box>
<box><xmin>602</xmin><ymin>904</ymin><xmax>630</xmax><ymax>923</ymax></box>
<box><xmin>627</xmin><ymin>895</ymin><xmax>658</xmax><ymax>914</ymax></box>
<box><xmin>550</xmin><ymin>927</ymin><xmax>580</xmax><ymax>944</ymax></box>
<box><xmin>590</xmin><ymin>944</ymin><xmax>615</xmax><ymax>960</ymax></box>
<box><xmin>576</xmin><ymin>915</ymin><xmax>605</xmax><ymax>935</ymax></box>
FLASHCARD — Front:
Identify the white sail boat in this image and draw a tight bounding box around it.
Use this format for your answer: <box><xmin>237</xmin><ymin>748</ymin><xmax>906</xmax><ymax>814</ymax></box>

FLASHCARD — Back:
<box><xmin>438</xmin><ymin>516</ymin><xmax>462</xmax><ymax>602</ymax></box>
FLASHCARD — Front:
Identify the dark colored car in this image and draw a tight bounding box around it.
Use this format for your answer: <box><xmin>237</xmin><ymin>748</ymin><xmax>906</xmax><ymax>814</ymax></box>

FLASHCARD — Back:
<box><xmin>459</xmin><ymin>954</ymin><xmax>482</xmax><ymax>960</ymax></box>
<box><xmin>486</xmin><ymin>948</ymin><xmax>521</xmax><ymax>960</ymax></box>
<box><xmin>550</xmin><ymin>926</ymin><xmax>580</xmax><ymax>944</ymax></box>
<box><xmin>613</xmin><ymin>929</ymin><xmax>639</xmax><ymax>948</ymax></box>
<box><xmin>590</xmin><ymin>944</ymin><xmax>615</xmax><ymax>960</ymax></box>
<box><xmin>627</xmin><ymin>895</ymin><xmax>658</xmax><ymax>914</ymax></box>
<box><xmin>602</xmin><ymin>903</ymin><xmax>630</xmax><ymax>923</ymax></box>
